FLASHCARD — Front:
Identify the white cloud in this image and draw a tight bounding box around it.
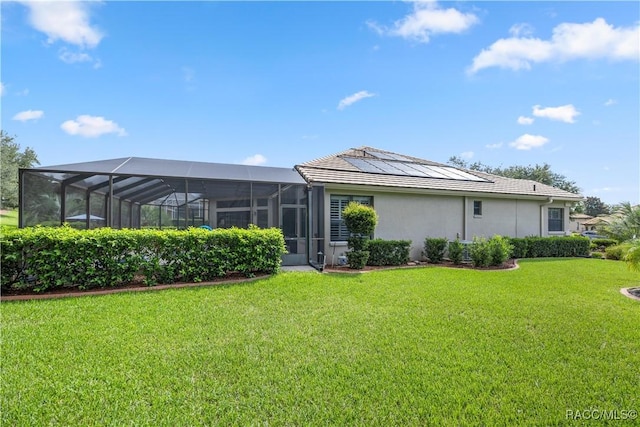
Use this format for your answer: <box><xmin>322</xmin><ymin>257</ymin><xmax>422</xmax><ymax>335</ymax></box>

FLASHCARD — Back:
<box><xmin>19</xmin><ymin>1</ymin><xmax>103</xmax><ymax>49</ymax></box>
<box><xmin>509</xmin><ymin>23</ymin><xmax>534</xmax><ymax>38</ymax></box>
<box><xmin>509</xmin><ymin>134</ymin><xmax>549</xmax><ymax>150</ymax></box>
<box><xmin>61</xmin><ymin>115</ymin><xmax>127</xmax><ymax>138</ymax></box>
<box><xmin>0</xmin><ymin>82</ymin><xmax>5</xmax><ymax>96</ymax></box>
<box><xmin>532</xmin><ymin>104</ymin><xmax>580</xmax><ymax>123</ymax></box>
<box><xmin>337</xmin><ymin>90</ymin><xmax>376</xmax><ymax>110</ymax></box>
<box><xmin>59</xmin><ymin>48</ymin><xmax>93</xmax><ymax>64</ymax></box>
<box><xmin>517</xmin><ymin>116</ymin><xmax>534</xmax><ymax>125</ymax></box>
<box><xmin>460</xmin><ymin>151</ymin><xmax>474</xmax><ymax>160</ymax></box>
<box><xmin>12</xmin><ymin>110</ymin><xmax>44</xmax><ymax>122</ymax></box>
<box><xmin>241</xmin><ymin>154</ymin><xmax>267</xmax><ymax>166</ymax></box>
<box><xmin>468</xmin><ymin>18</ymin><xmax>639</xmax><ymax>74</ymax></box>
<box><xmin>604</xmin><ymin>98</ymin><xmax>617</xmax><ymax>107</ymax></box>
<box><xmin>368</xmin><ymin>1</ymin><xmax>478</xmax><ymax>43</ymax></box>
<box><xmin>486</xmin><ymin>142</ymin><xmax>503</xmax><ymax>149</ymax></box>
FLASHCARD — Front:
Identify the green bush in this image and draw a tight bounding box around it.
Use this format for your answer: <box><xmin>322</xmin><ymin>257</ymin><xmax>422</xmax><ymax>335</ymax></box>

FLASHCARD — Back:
<box><xmin>447</xmin><ymin>239</ymin><xmax>464</xmax><ymax>265</ymax></box>
<box><xmin>488</xmin><ymin>235</ymin><xmax>513</xmax><ymax>266</ymax></box>
<box><xmin>1</xmin><ymin>225</ymin><xmax>287</xmax><ymax>292</ymax></box>
<box><xmin>507</xmin><ymin>236</ymin><xmax>590</xmax><ymax>258</ymax></box>
<box><xmin>347</xmin><ymin>250</ymin><xmax>369</xmax><ymax>269</ymax></box>
<box><xmin>509</xmin><ymin>238</ymin><xmax>528</xmax><ymax>259</ymax></box>
<box><xmin>469</xmin><ymin>237</ymin><xmax>491</xmax><ymax>268</ymax></box>
<box><xmin>366</xmin><ymin>239</ymin><xmax>411</xmax><ymax>266</ymax></box>
<box><xmin>424</xmin><ymin>237</ymin><xmax>448</xmax><ymax>263</ymax></box>
<box><xmin>591</xmin><ymin>252</ymin><xmax>604</xmax><ymax>259</ymax></box>
<box><xmin>604</xmin><ymin>243</ymin><xmax>633</xmax><ymax>261</ymax></box>
<box><xmin>342</xmin><ymin>202</ymin><xmax>378</xmax><ymax>268</ymax></box>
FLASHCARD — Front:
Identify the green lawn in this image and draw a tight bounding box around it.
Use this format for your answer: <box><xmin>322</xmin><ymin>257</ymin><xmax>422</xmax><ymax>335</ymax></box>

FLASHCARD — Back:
<box><xmin>2</xmin><ymin>259</ymin><xmax>639</xmax><ymax>425</ymax></box>
<box><xmin>0</xmin><ymin>209</ymin><xmax>18</xmax><ymax>229</ymax></box>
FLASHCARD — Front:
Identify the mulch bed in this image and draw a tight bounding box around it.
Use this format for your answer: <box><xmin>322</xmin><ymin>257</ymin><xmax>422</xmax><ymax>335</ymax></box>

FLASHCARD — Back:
<box><xmin>0</xmin><ymin>273</ymin><xmax>267</xmax><ymax>301</ymax></box>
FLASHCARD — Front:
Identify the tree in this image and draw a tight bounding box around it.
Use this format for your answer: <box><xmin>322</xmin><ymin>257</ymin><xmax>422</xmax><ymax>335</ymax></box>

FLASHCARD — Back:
<box><xmin>1</xmin><ymin>131</ymin><xmax>39</xmax><ymax>209</ymax></box>
<box><xmin>603</xmin><ymin>202</ymin><xmax>640</xmax><ymax>242</ymax></box>
<box><xmin>583</xmin><ymin>196</ymin><xmax>611</xmax><ymax>217</ymax></box>
<box><xmin>448</xmin><ymin>156</ymin><xmax>580</xmax><ymax>194</ymax></box>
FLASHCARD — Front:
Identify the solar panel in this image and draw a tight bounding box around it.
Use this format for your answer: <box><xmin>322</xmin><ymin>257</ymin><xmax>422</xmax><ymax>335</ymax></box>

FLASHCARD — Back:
<box><xmin>344</xmin><ymin>157</ymin><xmax>386</xmax><ymax>173</ymax></box>
<box><xmin>388</xmin><ymin>162</ymin><xmax>428</xmax><ymax>177</ymax></box>
<box><xmin>366</xmin><ymin>151</ymin><xmax>411</xmax><ymax>162</ymax></box>
<box><xmin>343</xmin><ymin>156</ymin><xmax>489</xmax><ymax>182</ymax></box>
<box><xmin>366</xmin><ymin>160</ymin><xmax>405</xmax><ymax>174</ymax></box>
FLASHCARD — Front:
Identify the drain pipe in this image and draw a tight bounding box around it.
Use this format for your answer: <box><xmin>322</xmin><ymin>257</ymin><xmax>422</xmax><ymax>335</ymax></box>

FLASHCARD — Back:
<box><xmin>540</xmin><ymin>196</ymin><xmax>554</xmax><ymax>236</ymax></box>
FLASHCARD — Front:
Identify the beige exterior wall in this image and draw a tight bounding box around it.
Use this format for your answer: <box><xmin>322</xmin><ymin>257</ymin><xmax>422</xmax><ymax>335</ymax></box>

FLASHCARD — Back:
<box><xmin>465</xmin><ymin>197</ymin><xmax>542</xmax><ymax>239</ymax></box>
<box><xmin>322</xmin><ymin>187</ymin><xmax>573</xmax><ymax>264</ymax></box>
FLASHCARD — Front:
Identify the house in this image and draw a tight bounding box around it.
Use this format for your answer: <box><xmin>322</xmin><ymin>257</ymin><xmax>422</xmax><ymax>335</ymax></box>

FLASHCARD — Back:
<box><xmin>295</xmin><ymin>147</ymin><xmax>583</xmax><ymax>261</ymax></box>
<box><xmin>19</xmin><ymin>146</ymin><xmax>583</xmax><ymax>265</ymax></box>
<box><xmin>569</xmin><ymin>213</ymin><xmax>593</xmax><ymax>233</ymax></box>
<box><xmin>582</xmin><ymin>215</ymin><xmax>614</xmax><ymax>231</ymax></box>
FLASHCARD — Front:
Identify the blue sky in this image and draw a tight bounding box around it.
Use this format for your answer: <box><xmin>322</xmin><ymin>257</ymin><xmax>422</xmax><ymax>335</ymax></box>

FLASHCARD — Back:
<box><xmin>2</xmin><ymin>1</ymin><xmax>638</xmax><ymax>205</ymax></box>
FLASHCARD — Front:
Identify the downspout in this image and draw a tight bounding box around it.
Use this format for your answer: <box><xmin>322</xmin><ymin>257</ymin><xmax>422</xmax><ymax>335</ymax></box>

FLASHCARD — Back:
<box><xmin>463</xmin><ymin>196</ymin><xmax>468</xmax><ymax>240</ymax></box>
<box><xmin>540</xmin><ymin>197</ymin><xmax>554</xmax><ymax>237</ymax></box>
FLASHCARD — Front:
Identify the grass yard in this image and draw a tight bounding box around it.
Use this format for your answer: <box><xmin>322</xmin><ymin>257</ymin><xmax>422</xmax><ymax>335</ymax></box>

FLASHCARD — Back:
<box><xmin>2</xmin><ymin>259</ymin><xmax>639</xmax><ymax>425</ymax></box>
<box><xmin>0</xmin><ymin>209</ymin><xmax>18</xmax><ymax>229</ymax></box>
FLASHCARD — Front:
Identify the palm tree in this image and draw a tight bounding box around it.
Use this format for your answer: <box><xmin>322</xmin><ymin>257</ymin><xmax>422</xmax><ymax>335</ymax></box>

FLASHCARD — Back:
<box><xmin>604</xmin><ymin>202</ymin><xmax>640</xmax><ymax>242</ymax></box>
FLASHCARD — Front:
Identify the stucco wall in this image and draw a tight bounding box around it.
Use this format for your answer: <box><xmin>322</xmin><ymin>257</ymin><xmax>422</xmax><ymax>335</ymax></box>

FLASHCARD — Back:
<box><xmin>323</xmin><ymin>188</ymin><xmax>572</xmax><ymax>264</ymax></box>
<box><xmin>465</xmin><ymin>198</ymin><xmax>542</xmax><ymax>238</ymax></box>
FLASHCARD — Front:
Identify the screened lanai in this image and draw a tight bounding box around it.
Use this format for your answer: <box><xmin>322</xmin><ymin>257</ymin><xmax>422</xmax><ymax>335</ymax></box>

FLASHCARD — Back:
<box><xmin>19</xmin><ymin>157</ymin><xmax>325</xmax><ymax>265</ymax></box>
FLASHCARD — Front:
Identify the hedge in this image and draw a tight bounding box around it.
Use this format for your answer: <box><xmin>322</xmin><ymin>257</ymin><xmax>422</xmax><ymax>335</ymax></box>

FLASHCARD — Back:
<box><xmin>366</xmin><ymin>239</ymin><xmax>411</xmax><ymax>266</ymax></box>
<box><xmin>508</xmin><ymin>236</ymin><xmax>590</xmax><ymax>258</ymax></box>
<box><xmin>424</xmin><ymin>237</ymin><xmax>448</xmax><ymax>263</ymax></box>
<box><xmin>1</xmin><ymin>225</ymin><xmax>287</xmax><ymax>292</ymax></box>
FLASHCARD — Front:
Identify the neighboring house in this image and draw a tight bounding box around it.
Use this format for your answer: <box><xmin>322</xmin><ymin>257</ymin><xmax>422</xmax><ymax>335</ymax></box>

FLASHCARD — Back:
<box><xmin>295</xmin><ymin>147</ymin><xmax>583</xmax><ymax>261</ymax></box>
<box><xmin>582</xmin><ymin>215</ymin><xmax>614</xmax><ymax>231</ymax></box>
<box><xmin>569</xmin><ymin>213</ymin><xmax>593</xmax><ymax>232</ymax></box>
<box><xmin>19</xmin><ymin>146</ymin><xmax>583</xmax><ymax>265</ymax></box>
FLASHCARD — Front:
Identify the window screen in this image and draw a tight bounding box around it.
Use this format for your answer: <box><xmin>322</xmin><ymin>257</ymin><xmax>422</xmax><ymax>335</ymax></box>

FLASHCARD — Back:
<box><xmin>548</xmin><ymin>208</ymin><xmax>564</xmax><ymax>232</ymax></box>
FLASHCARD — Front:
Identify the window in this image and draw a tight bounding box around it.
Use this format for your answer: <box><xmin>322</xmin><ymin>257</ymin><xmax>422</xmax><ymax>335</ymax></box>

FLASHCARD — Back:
<box><xmin>330</xmin><ymin>195</ymin><xmax>372</xmax><ymax>241</ymax></box>
<box><xmin>473</xmin><ymin>200</ymin><xmax>482</xmax><ymax>216</ymax></box>
<box><xmin>548</xmin><ymin>207</ymin><xmax>564</xmax><ymax>232</ymax></box>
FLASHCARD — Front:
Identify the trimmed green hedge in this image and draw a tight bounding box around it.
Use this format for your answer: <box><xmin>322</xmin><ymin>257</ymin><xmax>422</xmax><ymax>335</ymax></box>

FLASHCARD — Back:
<box><xmin>1</xmin><ymin>225</ymin><xmax>286</xmax><ymax>292</ymax></box>
<box><xmin>366</xmin><ymin>239</ymin><xmax>411</xmax><ymax>266</ymax></box>
<box><xmin>508</xmin><ymin>236</ymin><xmax>590</xmax><ymax>258</ymax></box>
<box><xmin>424</xmin><ymin>237</ymin><xmax>449</xmax><ymax>263</ymax></box>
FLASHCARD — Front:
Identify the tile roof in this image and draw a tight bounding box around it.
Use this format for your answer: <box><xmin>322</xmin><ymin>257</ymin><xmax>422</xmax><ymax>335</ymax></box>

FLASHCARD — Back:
<box><xmin>296</xmin><ymin>146</ymin><xmax>583</xmax><ymax>201</ymax></box>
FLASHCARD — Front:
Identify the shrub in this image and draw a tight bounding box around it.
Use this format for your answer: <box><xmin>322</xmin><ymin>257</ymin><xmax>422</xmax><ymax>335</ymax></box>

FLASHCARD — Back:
<box><xmin>347</xmin><ymin>250</ymin><xmax>369</xmax><ymax>269</ymax></box>
<box><xmin>366</xmin><ymin>239</ymin><xmax>411</xmax><ymax>266</ymax></box>
<box><xmin>469</xmin><ymin>237</ymin><xmax>491</xmax><ymax>268</ymax></box>
<box><xmin>591</xmin><ymin>252</ymin><xmax>604</xmax><ymax>259</ymax></box>
<box><xmin>342</xmin><ymin>202</ymin><xmax>378</xmax><ymax>238</ymax></box>
<box><xmin>0</xmin><ymin>226</ymin><xmax>287</xmax><ymax>292</ymax></box>
<box><xmin>624</xmin><ymin>240</ymin><xmax>640</xmax><ymax>272</ymax></box>
<box><xmin>424</xmin><ymin>237</ymin><xmax>448</xmax><ymax>263</ymax></box>
<box><xmin>507</xmin><ymin>236</ymin><xmax>590</xmax><ymax>258</ymax></box>
<box><xmin>509</xmin><ymin>238</ymin><xmax>528</xmax><ymax>259</ymax></box>
<box><xmin>488</xmin><ymin>235</ymin><xmax>513</xmax><ymax>266</ymax></box>
<box><xmin>605</xmin><ymin>243</ymin><xmax>633</xmax><ymax>261</ymax></box>
<box><xmin>447</xmin><ymin>239</ymin><xmax>464</xmax><ymax>265</ymax></box>
<box><xmin>342</xmin><ymin>202</ymin><xmax>378</xmax><ymax>269</ymax></box>
<box><xmin>590</xmin><ymin>238</ymin><xmax>618</xmax><ymax>252</ymax></box>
